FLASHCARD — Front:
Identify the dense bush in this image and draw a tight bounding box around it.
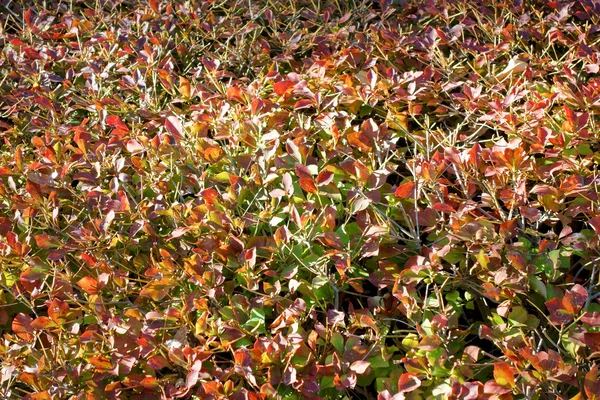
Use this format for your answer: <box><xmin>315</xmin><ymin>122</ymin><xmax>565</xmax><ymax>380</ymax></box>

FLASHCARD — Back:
<box><xmin>1</xmin><ymin>0</ymin><xmax>600</xmax><ymax>398</ymax></box>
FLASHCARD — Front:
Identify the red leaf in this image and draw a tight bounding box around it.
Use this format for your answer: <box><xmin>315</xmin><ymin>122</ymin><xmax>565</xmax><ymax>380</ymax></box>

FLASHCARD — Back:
<box><xmin>316</xmin><ymin>170</ymin><xmax>335</xmax><ymax>186</ymax></box>
<box><xmin>295</xmin><ymin>164</ymin><xmax>312</xmax><ymax>180</ymax></box>
<box><xmin>563</xmin><ymin>284</ymin><xmax>588</xmax><ymax>315</ymax></box>
<box><xmin>395</xmin><ymin>181</ymin><xmax>416</xmax><ymax>199</ymax></box>
<box><xmin>483</xmin><ymin>381</ymin><xmax>512</xmax><ymax>395</ymax></box>
<box><xmin>147</xmin><ymin>355</ymin><xmax>172</xmax><ymax>370</ymax></box>
<box><xmin>12</xmin><ymin>313</ymin><xmax>34</xmax><ymax>341</ymax></box>
<box><xmin>545</xmin><ymin>297</ymin><xmax>574</xmax><ymax>325</ymax></box>
<box><xmin>26</xmin><ymin>180</ymin><xmax>43</xmax><ymax>202</ymax></box>
<box><xmin>165</xmin><ymin>115</ymin><xmax>183</xmax><ymax>140</ymax></box>
<box><xmin>106</xmin><ymin>115</ymin><xmax>128</xmax><ymax>131</ymax></box>
<box><xmin>583</xmin><ymin>332</ymin><xmax>600</xmax><ymax>352</ymax></box>
<box><xmin>273</xmin><ymin>80</ymin><xmax>295</xmax><ymax>96</ymax></box>
<box><xmin>589</xmin><ymin>216</ymin><xmax>600</xmax><ymax>233</ymax></box>
<box><xmin>582</xmin><ymin>312</ymin><xmax>600</xmax><ymax>327</ymax></box>
<box><xmin>397</xmin><ymin>372</ymin><xmax>421</xmax><ymax>393</ymax></box>
<box><xmin>186</xmin><ymin>359</ymin><xmax>203</xmax><ymax>389</ymax></box>
<box><xmin>200</xmin><ymin>188</ymin><xmax>219</xmax><ymax>204</ymax></box>
<box><xmin>299</xmin><ymin>178</ymin><xmax>318</xmax><ymax>194</ymax></box>
<box><xmin>432</xmin><ymin>202</ymin><xmax>454</xmax><ymax>213</ymax></box>
<box><xmin>294</xmin><ymin>99</ymin><xmax>314</xmax><ymax>110</ymax></box>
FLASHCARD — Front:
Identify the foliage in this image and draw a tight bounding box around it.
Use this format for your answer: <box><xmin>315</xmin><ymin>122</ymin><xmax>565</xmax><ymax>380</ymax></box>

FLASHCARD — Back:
<box><xmin>0</xmin><ymin>0</ymin><xmax>600</xmax><ymax>398</ymax></box>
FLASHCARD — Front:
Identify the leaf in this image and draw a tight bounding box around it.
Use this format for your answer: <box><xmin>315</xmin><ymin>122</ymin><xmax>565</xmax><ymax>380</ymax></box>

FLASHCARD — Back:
<box><xmin>125</xmin><ymin>139</ymin><xmax>145</xmax><ymax>154</ymax></box>
<box><xmin>585</xmin><ymin>365</ymin><xmax>600</xmax><ymax>399</ymax></box>
<box><xmin>89</xmin><ymin>356</ymin><xmax>113</xmax><ymax>372</ymax></box>
<box><xmin>204</xmin><ymin>147</ymin><xmax>223</xmax><ymax>163</ymax></box>
<box><xmin>349</xmin><ymin>360</ymin><xmax>370</xmax><ymax>374</ymax></box>
<box><xmin>31</xmin><ymin>316</ymin><xmax>58</xmax><ymax>330</ymax></box>
<box><xmin>299</xmin><ymin>178</ymin><xmax>318</xmax><ymax>194</ymax></box>
<box><xmin>496</xmin><ymin>56</ymin><xmax>528</xmax><ymax>81</ymax></box>
<box><xmin>562</xmin><ymin>284</ymin><xmax>588</xmax><ymax>315</ymax></box>
<box><xmin>273</xmin><ymin>80</ymin><xmax>295</xmax><ymax>96</ymax></box>
<box><xmin>34</xmin><ymin>234</ymin><xmax>59</xmax><ymax>249</ymax></box>
<box><xmin>140</xmin><ymin>278</ymin><xmax>173</xmax><ymax>301</ymax></box>
<box><xmin>395</xmin><ymin>181</ymin><xmax>416</xmax><ymax>199</ymax></box>
<box><xmin>48</xmin><ymin>299</ymin><xmax>69</xmax><ymax>324</ymax></box>
<box><xmin>165</xmin><ymin>115</ymin><xmax>183</xmax><ymax>140</ymax></box>
<box><xmin>12</xmin><ymin>313</ymin><xmax>34</xmax><ymax>341</ymax></box>
<box><xmin>77</xmin><ymin>276</ymin><xmax>100</xmax><ymax>295</ymax></box>
<box><xmin>106</xmin><ymin>115</ymin><xmax>128</xmax><ymax>131</ymax></box>
<box><xmin>147</xmin><ymin>355</ymin><xmax>172</xmax><ymax>370</ymax></box>
<box><xmin>493</xmin><ymin>362</ymin><xmax>515</xmax><ymax>388</ymax></box>
<box><xmin>186</xmin><ymin>359</ymin><xmax>203</xmax><ymax>389</ymax></box>
<box><xmin>397</xmin><ymin>372</ymin><xmax>421</xmax><ymax>393</ymax></box>
<box><xmin>294</xmin><ymin>99</ymin><xmax>314</xmax><ymax>110</ymax></box>
<box><xmin>226</xmin><ymin>86</ymin><xmax>245</xmax><ymax>103</ymax></box>
<box><xmin>28</xmin><ymin>391</ymin><xmax>51</xmax><ymax>400</ymax></box>
<box><xmin>589</xmin><ymin>216</ymin><xmax>600</xmax><ymax>233</ymax></box>
<box><xmin>26</xmin><ymin>180</ymin><xmax>43</xmax><ymax>202</ymax></box>
<box><xmin>179</xmin><ymin>76</ymin><xmax>191</xmax><ymax>98</ymax></box>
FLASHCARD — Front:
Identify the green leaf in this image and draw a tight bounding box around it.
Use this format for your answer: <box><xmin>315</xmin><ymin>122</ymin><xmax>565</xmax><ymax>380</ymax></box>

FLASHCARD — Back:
<box><xmin>508</xmin><ymin>306</ymin><xmax>528</xmax><ymax>325</ymax></box>
<box><xmin>331</xmin><ymin>332</ymin><xmax>344</xmax><ymax>353</ymax></box>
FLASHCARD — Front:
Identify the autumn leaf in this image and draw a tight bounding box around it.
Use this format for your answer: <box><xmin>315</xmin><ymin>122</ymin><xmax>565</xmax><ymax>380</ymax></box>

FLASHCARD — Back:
<box><xmin>585</xmin><ymin>365</ymin><xmax>600</xmax><ymax>399</ymax></box>
<box><xmin>89</xmin><ymin>356</ymin><xmax>113</xmax><ymax>372</ymax></box>
<box><xmin>140</xmin><ymin>278</ymin><xmax>173</xmax><ymax>301</ymax></box>
<box><xmin>494</xmin><ymin>362</ymin><xmax>515</xmax><ymax>388</ymax></box>
<box><xmin>397</xmin><ymin>372</ymin><xmax>421</xmax><ymax>393</ymax></box>
<box><xmin>299</xmin><ymin>177</ymin><xmax>318</xmax><ymax>194</ymax></box>
<box><xmin>12</xmin><ymin>314</ymin><xmax>34</xmax><ymax>341</ymax></box>
<box><xmin>77</xmin><ymin>276</ymin><xmax>100</xmax><ymax>295</ymax></box>
<box><xmin>163</xmin><ymin>117</ymin><xmax>183</xmax><ymax>143</ymax></box>
<box><xmin>273</xmin><ymin>80</ymin><xmax>295</xmax><ymax>96</ymax></box>
<box><xmin>48</xmin><ymin>299</ymin><xmax>69</xmax><ymax>325</ymax></box>
<box><xmin>395</xmin><ymin>181</ymin><xmax>416</xmax><ymax>199</ymax></box>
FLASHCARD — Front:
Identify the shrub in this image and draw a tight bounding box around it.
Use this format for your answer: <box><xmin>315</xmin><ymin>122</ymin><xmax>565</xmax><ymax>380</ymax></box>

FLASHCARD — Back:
<box><xmin>1</xmin><ymin>0</ymin><xmax>600</xmax><ymax>399</ymax></box>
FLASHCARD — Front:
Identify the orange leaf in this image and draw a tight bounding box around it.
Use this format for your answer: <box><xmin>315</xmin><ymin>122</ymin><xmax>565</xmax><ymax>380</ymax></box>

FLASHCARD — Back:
<box><xmin>31</xmin><ymin>316</ymin><xmax>58</xmax><ymax>330</ymax></box>
<box><xmin>48</xmin><ymin>299</ymin><xmax>69</xmax><ymax>324</ymax></box>
<box><xmin>28</xmin><ymin>391</ymin><xmax>51</xmax><ymax>400</ymax></box>
<box><xmin>140</xmin><ymin>278</ymin><xmax>173</xmax><ymax>301</ymax></box>
<box><xmin>204</xmin><ymin>147</ymin><xmax>223</xmax><ymax>163</ymax></box>
<box><xmin>273</xmin><ymin>80</ymin><xmax>295</xmax><ymax>96</ymax></box>
<box><xmin>77</xmin><ymin>276</ymin><xmax>100</xmax><ymax>295</ymax></box>
<box><xmin>494</xmin><ymin>362</ymin><xmax>515</xmax><ymax>388</ymax></box>
<box><xmin>89</xmin><ymin>356</ymin><xmax>113</xmax><ymax>372</ymax></box>
<box><xmin>179</xmin><ymin>76</ymin><xmax>191</xmax><ymax>98</ymax></box>
<box><xmin>299</xmin><ymin>178</ymin><xmax>318</xmax><ymax>194</ymax></box>
<box><xmin>395</xmin><ymin>181</ymin><xmax>416</xmax><ymax>199</ymax></box>
<box><xmin>227</xmin><ymin>86</ymin><xmax>245</xmax><ymax>103</ymax></box>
